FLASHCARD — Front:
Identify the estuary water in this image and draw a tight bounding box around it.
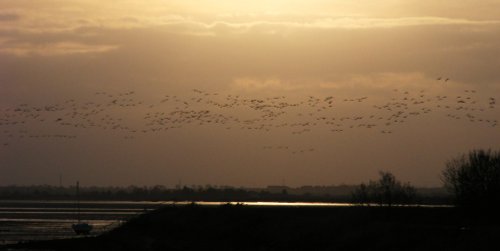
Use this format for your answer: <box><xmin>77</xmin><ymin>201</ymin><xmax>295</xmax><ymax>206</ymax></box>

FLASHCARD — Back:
<box><xmin>0</xmin><ymin>200</ymin><xmax>451</xmax><ymax>245</ymax></box>
<box><xmin>0</xmin><ymin>200</ymin><xmax>164</xmax><ymax>244</ymax></box>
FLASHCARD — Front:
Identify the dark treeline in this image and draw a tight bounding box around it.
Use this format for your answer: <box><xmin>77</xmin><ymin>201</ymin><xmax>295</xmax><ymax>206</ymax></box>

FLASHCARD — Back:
<box><xmin>0</xmin><ymin>185</ymin><xmax>451</xmax><ymax>204</ymax></box>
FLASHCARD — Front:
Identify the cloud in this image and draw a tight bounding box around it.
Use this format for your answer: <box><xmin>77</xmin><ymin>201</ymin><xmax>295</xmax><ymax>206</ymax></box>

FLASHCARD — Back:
<box><xmin>181</xmin><ymin>17</ymin><xmax>499</xmax><ymax>32</ymax></box>
<box><xmin>317</xmin><ymin>73</ymin><xmax>438</xmax><ymax>90</ymax></box>
<box><xmin>0</xmin><ymin>12</ymin><xmax>20</xmax><ymax>22</ymax></box>
<box><xmin>148</xmin><ymin>16</ymin><xmax>499</xmax><ymax>37</ymax></box>
<box><xmin>231</xmin><ymin>78</ymin><xmax>306</xmax><ymax>92</ymax></box>
<box><xmin>231</xmin><ymin>73</ymin><xmax>471</xmax><ymax>95</ymax></box>
<box><xmin>2</xmin><ymin>1</ymin><xmax>499</xmax><ymax>58</ymax></box>
<box><xmin>0</xmin><ymin>41</ymin><xmax>118</xmax><ymax>56</ymax></box>
<box><xmin>2</xmin><ymin>3</ymin><xmax>499</xmax><ymax>35</ymax></box>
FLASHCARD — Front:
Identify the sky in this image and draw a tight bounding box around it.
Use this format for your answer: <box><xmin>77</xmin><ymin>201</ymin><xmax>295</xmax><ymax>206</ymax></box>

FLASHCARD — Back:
<box><xmin>1</xmin><ymin>0</ymin><xmax>500</xmax><ymax>187</ymax></box>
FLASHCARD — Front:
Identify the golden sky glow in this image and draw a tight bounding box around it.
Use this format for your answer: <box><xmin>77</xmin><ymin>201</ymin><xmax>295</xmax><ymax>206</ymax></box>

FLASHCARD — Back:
<box><xmin>1</xmin><ymin>1</ymin><xmax>500</xmax><ymax>187</ymax></box>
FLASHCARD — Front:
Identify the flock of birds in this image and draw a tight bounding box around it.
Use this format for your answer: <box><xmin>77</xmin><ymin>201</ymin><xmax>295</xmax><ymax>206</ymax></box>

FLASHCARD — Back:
<box><xmin>1</xmin><ymin>79</ymin><xmax>499</xmax><ymax>155</ymax></box>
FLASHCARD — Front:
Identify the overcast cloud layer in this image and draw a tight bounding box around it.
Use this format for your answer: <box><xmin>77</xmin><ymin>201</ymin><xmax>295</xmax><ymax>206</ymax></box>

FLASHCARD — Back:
<box><xmin>1</xmin><ymin>1</ymin><xmax>500</xmax><ymax>187</ymax></box>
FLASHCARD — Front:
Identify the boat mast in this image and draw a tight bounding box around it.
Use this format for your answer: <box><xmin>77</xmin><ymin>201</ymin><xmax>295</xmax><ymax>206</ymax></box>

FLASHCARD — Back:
<box><xmin>76</xmin><ymin>181</ymin><xmax>80</xmax><ymax>223</ymax></box>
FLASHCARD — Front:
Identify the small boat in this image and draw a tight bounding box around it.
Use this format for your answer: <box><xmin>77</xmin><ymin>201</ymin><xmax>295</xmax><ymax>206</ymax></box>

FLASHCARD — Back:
<box><xmin>72</xmin><ymin>181</ymin><xmax>92</xmax><ymax>235</ymax></box>
<box><xmin>72</xmin><ymin>222</ymin><xmax>93</xmax><ymax>235</ymax></box>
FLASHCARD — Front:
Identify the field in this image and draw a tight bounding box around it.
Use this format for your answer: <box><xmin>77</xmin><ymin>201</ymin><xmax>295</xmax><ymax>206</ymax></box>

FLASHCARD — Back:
<box><xmin>4</xmin><ymin>204</ymin><xmax>500</xmax><ymax>251</ymax></box>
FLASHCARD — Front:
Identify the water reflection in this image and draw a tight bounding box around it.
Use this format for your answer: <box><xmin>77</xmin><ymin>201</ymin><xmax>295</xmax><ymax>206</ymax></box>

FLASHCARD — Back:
<box><xmin>0</xmin><ymin>200</ymin><xmax>157</xmax><ymax>245</ymax></box>
<box><xmin>0</xmin><ymin>200</ymin><xmax>452</xmax><ymax>245</ymax></box>
<box><xmin>172</xmin><ymin>201</ymin><xmax>452</xmax><ymax>208</ymax></box>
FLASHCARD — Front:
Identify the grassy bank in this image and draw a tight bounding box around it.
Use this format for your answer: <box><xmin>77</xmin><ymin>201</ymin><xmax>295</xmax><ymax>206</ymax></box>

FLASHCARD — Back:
<box><xmin>4</xmin><ymin>204</ymin><xmax>499</xmax><ymax>251</ymax></box>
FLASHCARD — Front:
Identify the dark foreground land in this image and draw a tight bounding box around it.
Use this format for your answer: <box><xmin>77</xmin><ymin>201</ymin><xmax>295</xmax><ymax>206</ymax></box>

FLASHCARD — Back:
<box><xmin>3</xmin><ymin>204</ymin><xmax>500</xmax><ymax>251</ymax></box>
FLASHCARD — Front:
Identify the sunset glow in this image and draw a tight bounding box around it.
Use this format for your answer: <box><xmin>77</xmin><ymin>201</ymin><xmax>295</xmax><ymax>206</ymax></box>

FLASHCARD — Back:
<box><xmin>1</xmin><ymin>1</ymin><xmax>500</xmax><ymax>187</ymax></box>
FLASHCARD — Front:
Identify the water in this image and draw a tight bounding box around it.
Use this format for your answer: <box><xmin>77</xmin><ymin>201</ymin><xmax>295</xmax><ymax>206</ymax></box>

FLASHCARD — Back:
<box><xmin>0</xmin><ymin>200</ymin><xmax>451</xmax><ymax>245</ymax></box>
<box><xmin>0</xmin><ymin>200</ymin><xmax>164</xmax><ymax>245</ymax></box>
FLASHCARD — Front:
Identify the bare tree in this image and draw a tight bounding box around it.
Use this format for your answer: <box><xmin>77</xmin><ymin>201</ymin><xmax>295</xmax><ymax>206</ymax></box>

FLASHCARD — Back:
<box><xmin>442</xmin><ymin>149</ymin><xmax>500</xmax><ymax>208</ymax></box>
<box><xmin>353</xmin><ymin>171</ymin><xmax>417</xmax><ymax>206</ymax></box>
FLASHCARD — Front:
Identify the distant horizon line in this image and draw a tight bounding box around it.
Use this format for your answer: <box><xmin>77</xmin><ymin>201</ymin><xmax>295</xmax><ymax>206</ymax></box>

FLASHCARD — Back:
<box><xmin>0</xmin><ymin>184</ymin><xmax>446</xmax><ymax>189</ymax></box>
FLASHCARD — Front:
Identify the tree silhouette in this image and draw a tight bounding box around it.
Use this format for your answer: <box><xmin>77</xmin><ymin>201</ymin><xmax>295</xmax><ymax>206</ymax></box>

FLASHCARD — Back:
<box><xmin>442</xmin><ymin>149</ymin><xmax>500</xmax><ymax>208</ymax></box>
<box><xmin>352</xmin><ymin>171</ymin><xmax>417</xmax><ymax>206</ymax></box>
